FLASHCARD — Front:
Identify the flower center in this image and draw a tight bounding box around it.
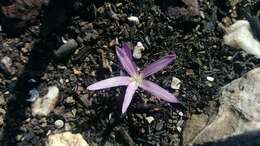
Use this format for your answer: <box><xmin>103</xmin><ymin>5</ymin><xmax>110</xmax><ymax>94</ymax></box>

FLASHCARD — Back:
<box><xmin>131</xmin><ymin>74</ymin><xmax>143</xmax><ymax>86</ymax></box>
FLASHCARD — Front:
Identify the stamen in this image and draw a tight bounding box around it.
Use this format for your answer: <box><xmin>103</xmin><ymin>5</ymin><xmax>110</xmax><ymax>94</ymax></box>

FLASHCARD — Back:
<box><xmin>131</xmin><ymin>74</ymin><xmax>143</xmax><ymax>86</ymax></box>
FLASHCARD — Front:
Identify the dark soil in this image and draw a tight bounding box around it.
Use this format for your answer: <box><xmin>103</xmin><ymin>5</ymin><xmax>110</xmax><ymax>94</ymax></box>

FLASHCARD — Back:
<box><xmin>0</xmin><ymin>0</ymin><xmax>259</xmax><ymax>146</ymax></box>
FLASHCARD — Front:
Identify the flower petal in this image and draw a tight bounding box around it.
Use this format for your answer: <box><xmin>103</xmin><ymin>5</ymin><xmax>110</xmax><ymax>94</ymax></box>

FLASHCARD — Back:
<box><xmin>141</xmin><ymin>54</ymin><xmax>176</xmax><ymax>78</ymax></box>
<box><xmin>87</xmin><ymin>76</ymin><xmax>131</xmax><ymax>90</ymax></box>
<box><xmin>122</xmin><ymin>82</ymin><xmax>138</xmax><ymax>114</ymax></box>
<box><xmin>140</xmin><ymin>80</ymin><xmax>178</xmax><ymax>103</ymax></box>
<box><xmin>122</xmin><ymin>42</ymin><xmax>132</xmax><ymax>59</ymax></box>
<box><xmin>116</xmin><ymin>44</ymin><xmax>138</xmax><ymax>76</ymax></box>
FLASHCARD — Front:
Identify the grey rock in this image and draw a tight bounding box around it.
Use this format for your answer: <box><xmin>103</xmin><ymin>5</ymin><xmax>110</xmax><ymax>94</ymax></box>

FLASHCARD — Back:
<box><xmin>183</xmin><ymin>67</ymin><xmax>260</xmax><ymax>146</ymax></box>
<box><xmin>54</xmin><ymin>39</ymin><xmax>78</xmax><ymax>59</ymax></box>
<box><xmin>182</xmin><ymin>114</ymin><xmax>209</xmax><ymax>145</ymax></box>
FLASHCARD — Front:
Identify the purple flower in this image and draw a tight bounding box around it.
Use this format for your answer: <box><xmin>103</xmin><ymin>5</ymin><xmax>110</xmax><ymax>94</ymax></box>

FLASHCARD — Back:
<box><xmin>87</xmin><ymin>43</ymin><xmax>178</xmax><ymax>114</ymax></box>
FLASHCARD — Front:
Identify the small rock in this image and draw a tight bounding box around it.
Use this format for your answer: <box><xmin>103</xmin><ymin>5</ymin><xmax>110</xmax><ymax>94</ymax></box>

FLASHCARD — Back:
<box><xmin>1</xmin><ymin>56</ymin><xmax>12</xmax><ymax>68</ymax></box>
<box><xmin>65</xmin><ymin>96</ymin><xmax>75</xmax><ymax>104</ymax></box>
<box><xmin>177</xmin><ymin>127</ymin><xmax>182</xmax><ymax>132</ymax></box>
<box><xmin>61</xmin><ymin>36</ymin><xmax>68</xmax><ymax>43</ymax></box>
<box><xmin>21</xmin><ymin>43</ymin><xmax>31</xmax><ymax>53</ymax></box>
<box><xmin>105</xmin><ymin>3</ymin><xmax>119</xmax><ymax>20</ymax></box>
<box><xmin>32</xmin><ymin>86</ymin><xmax>59</xmax><ymax>116</ymax></box>
<box><xmin>133</xmin><ymin>42</ymin><xmax>145</xmax><ymax>59</ymax></box>
<box><xmin>54</xmin><ymin>39</ymin><xmax>78</xmax><ymax>59</ymax></box>
<box><xmin>156</xmin><ymin>120</ymin><xmax>164</xmax><ymax>131</ymax></box>
<box><xmin>54</xmin><ymin>120</ymin><xmax>64</xmax><ymax>129</ymax></box>
<box><xmin>178</xmin><ymin>112</ymin><xmax>184</xmax><ymax>117</ymax></box>
<box><xmin>127</xmin><ymin>16</ymin><xmax>140</xmax><ymax>24</ymax></box>
<box><xmin>73</xmin><ymin>68</ymin><xmax>82</xmax><ymax>75</ymax></box>
<box><xmin>109</xmin><ymin>37</ymin><xmax>119</xmax><ymax>47</ymax></box>
<box><xmin>0</xmin><ymin>95</ymin><xmax>5</xmax><ymax>105</ymax></box>
<box><xmin>27</xmin><ymin>88</ymin><xmax>40</xmax><ymax>102</ymax></box>
<box><xmin>145</xmin><ymin>116</ymin><xmax>155</xmax><ymax>124</ymax></box>
<box><xmin>16</xmin><ymin>134</ymin><xmax>23</xmax><ymax>141</ymax></box>
<box><xmin>65</xmin><ymin>123</ymin><xmax>72</xmax><ymax>131</ymax></box>
<box><xmin>46</xmin><ymin>132</ymin><xmax>89</xmax><ymax>146</ymax></box>
<box><xmin>0</xmin><ymin>56</ymin><xmax>12</xmax><ymax>75</ymax></box>
<box><xmin>223</xmin><ymin>20</ymin><xmax>260</xmax><ymax>58</ymax></box>
<box><xmin>171</xmin><ymin>77</ymin><xmax>181</xmax><ymax>90</ymax></box>
<box><xmin>206</xmin><ymin>76</ymin><xmax>214</xmax><ymax>82</ymax></box>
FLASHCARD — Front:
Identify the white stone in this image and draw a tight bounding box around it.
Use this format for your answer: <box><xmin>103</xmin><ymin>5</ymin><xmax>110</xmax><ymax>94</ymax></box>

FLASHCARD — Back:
<box><xmin>32</xmin><ymin>86</ymin><xmax>59</xmax><ymax>116</ymax></box>
<box><xmin>133</xmin><ymin>42</ymin><xmax>145</xmax><ymax>59</ymax></box>
<box><xmin>171</xmin><ymin>77</ymin><xmax>181</xmax><ymax>90</ymax></box>
<box><xmin>178</xmin><ymin>112</ymin><xmax>184</xmax><ymax>117</ymax></box>
<box><xmin>177</xmin><ymin>126</ymin><xmax>182</xmax><ymax>132</ymax></box>
<box><xmin>223</xmin><ymin>20</ymin><xmax>260</xmax><ymax>58</ymax></box>
<box><xmin>145</xmin><ymin>116</ymin><xmax>155</xmax><ymax>124</ymax></box>
<box><xmin>54</xmin><ymin>120</ymin><xmax>64</xmax><ymax>129</ymax></box>
<box><xmin>46</xmin><ymin>132</ymin><xmax>89</xmax><ymax>146</ymax></box>
<box><xmin>206</xmin><ymin>76</ymin><xmax>214</xmax><ymax>82</ymax></box>
<box><xmin>127</xmin><ymin>16</ymin><xmax>140</xmax><ymax>24</ymax></box>
<box><xmin>1</xmin><ymin>56</ymin><xmax>12</xmax><ymax>68</ymax></box>
<box><xmin>61</xmin><ymin>36</ymin><xmax>68</xmax><ymax>44</ymax></box>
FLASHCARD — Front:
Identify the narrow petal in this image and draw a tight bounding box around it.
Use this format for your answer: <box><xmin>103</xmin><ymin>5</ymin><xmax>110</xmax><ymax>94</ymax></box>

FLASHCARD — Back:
<box><xmin>116</xmin><ymin>45</ymin><xmax>138</xmax><ymax>76</ymax></box>
<box><xmin>122</xmin><ymin>82</ymin><xmax>138</xmax><ymax>114</ymax></box>
<box><xmin>140</xmin><ymin>80</ymin><xmax>178</xmax><ymax>103</ymax></box>
<box><xmin>122</xmin><ymin>42</ymin><xmax>132</xmax><ymax>59</ymax></box>
<box><xmin>141</xmin><ymin>54</ymin><xmax>176</xmax><ymax>78</ymax></box>
<box><xmin>87</xmin><ymin>76</ymin><xmax>131</xmax><ymax>90</ymax></box>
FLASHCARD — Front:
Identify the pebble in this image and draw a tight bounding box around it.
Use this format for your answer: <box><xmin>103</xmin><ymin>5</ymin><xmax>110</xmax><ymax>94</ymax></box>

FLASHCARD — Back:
<box><xmin>54</xmin><ymin>119</ymin><xmax>64</xmax><ymax>129</ymax></box>
<box><xmin>54</xmin><ymin>39</ymin><xmax>78</xmax><ymax>59</ymax></box>
<box><xmin>109</xmin><ymin>37</ymin><xmax>119</xmax><ymax>47</ymax></box>
<box><xmin>227</xmin><ymin>56</ymin><xmax>233</xmax><ymax>60</ymax></box>
<box><xmin>105</xmin><ymin>3</ymin><xmax>119</xmax><ymax>20</ymax></box>
<box><xmin>178</xmin><ymin>112</ymin><xmax>184</xmax><ymax>117</ymax></box>
<box><xmin>1</xmin><ymin>56</ymin><xmax>12</xmax><ymax>67</ymax></box>
<box><xmin>27</xmin><ymin>88</ymin><xmax>40</xmax><ymax>102</ymax></box>
<box><xmin>65</xmin><ymin>96</ymin><xmax>75</xmax><ymax>104</ymax></box>
<box><xmin>0</xmin><ymin>95</ymin><xmax>5</xmax><ymax>105</ymax></box>
<box><xmin>127</xmin><ymin>16</ymin><xmax>140</xmax><ymax>24</ymax></box>
<box><xmin>206</xmin><ymin>76</ymin><xmax>214</xmax><ymax>82</ymax></box>
<box><xmin>61</xmin><ymin>36</ymin><xmax>68</xmax><ymax>43</ymax></box>
<box><xmin>65</xmin><ymin>123</ymin><xmax>72</xmax><ymax>131</ymax></box>
<box><xmin>171</xmin><ymin>77</ymin><xmax>181</xmax><ymax>90</ymax></box>
<box><xmin>145</xmin><ymin>116</ymin><xmax>155</xmax><ymax>124</ymax></box>
<box><xmin>133</xmin><ymin>42</ymin><xmax>145</xmax><ymax>59</ymax></box>
<box><xmin>155</xmin><ymin>121</ymin><xmax>164</xmax><ymax>131</ymax></box>
<box><xmin>177</xmin><ymin>127</ymin><xmax>182</xmax><ymax>132</ymax></box>
<box><xmin>32</xmin><ymin>86</ymin><xmax>59</xmax><ymax>116</ymax></box>
<box><xmin>0</xmin><ymin>56</ymin><xmax>12</xmax><ymax>75</ymax></box>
